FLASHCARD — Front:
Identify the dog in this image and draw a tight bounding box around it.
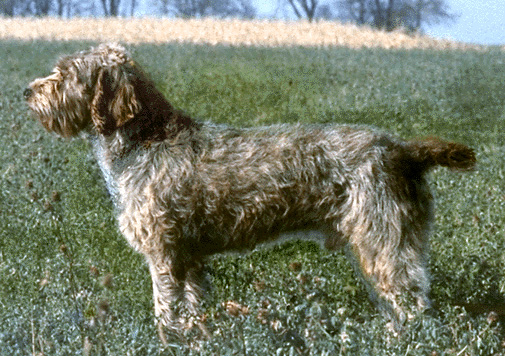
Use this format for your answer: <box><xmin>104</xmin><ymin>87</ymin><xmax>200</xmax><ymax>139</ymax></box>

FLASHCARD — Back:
<box><xmin>25</xmin><ymin>43</ymin><xmax>476</xmax><ymax>341</ymax></box>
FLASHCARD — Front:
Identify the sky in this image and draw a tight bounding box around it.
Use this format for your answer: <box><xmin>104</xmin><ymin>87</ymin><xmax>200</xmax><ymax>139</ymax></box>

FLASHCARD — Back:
<box><xmin>426</xmin><ymin>0</ymin><xmax>505</xmax><ymax>45</ymax></box>
<box><xmin>254</xmin><ymin>0</ymin><xmax>505</xmax><ymax>46</ymax></box>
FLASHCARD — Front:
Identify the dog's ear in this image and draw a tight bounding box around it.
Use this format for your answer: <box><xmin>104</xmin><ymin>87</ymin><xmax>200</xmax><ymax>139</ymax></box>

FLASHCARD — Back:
<box><xmin>91</xmin><ymin>65</ymin><xmax>141</xmax><ymax>135</ymax></box>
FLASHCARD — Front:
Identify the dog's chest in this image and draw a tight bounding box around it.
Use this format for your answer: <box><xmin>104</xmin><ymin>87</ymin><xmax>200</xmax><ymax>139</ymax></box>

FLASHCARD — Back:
<box><xmin>90</xmin><ymin>136</ymin><xmax>121</xmax><ymax>207</ymax></box>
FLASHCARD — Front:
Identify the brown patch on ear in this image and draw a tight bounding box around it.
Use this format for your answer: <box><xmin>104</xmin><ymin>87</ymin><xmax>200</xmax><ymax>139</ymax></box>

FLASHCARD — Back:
<box><xmin>90</xmin><ymin>69</ymin><xmax>108</xmax><ymax>133</ymax></box>
<box><xmin>110</xmin><ymin>70</ymin><xmax>140</xmax><ymax>128</ymax></box>
<box><xmin>91</xmin><ymin>67</ymin><xmax>140</xmax><ymax>135</ymax></box>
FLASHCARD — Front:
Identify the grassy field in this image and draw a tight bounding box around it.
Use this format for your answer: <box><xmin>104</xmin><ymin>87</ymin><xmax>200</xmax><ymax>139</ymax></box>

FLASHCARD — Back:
<box><xmin>0</xmin><ymin>36</ymin><xmax>504</xmax><ymax>355</ymax></box>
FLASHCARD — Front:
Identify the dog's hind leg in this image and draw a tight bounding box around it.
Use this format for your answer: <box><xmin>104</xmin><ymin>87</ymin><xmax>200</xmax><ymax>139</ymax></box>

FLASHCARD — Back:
<box><xmin>340</xmin><ymin>183</ymin><xmax>433</xmax><ymax>326</ymax></box>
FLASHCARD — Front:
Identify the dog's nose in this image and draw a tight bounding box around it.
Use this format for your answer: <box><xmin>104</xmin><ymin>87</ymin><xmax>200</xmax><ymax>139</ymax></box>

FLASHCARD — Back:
<box><xmin>23</xmin><ymin>88</ymin><xmax>33</xmax><ymax>100</ymax></box>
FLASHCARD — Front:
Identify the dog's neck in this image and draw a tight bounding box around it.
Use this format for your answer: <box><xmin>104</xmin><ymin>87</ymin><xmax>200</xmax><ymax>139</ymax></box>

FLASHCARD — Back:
<box><xmin>87</xmin><ymin>74</ymin><xmax>203</xmax><ymax>208</ymax></box>
<box><xmin>122</xmin><ymin>106</ymin><xmax>200</xmax><ymax>143</ymax></box>
<box><xmin>122</xmin><ymin>69</ymin><xmax>201</xmax><ymax>143</ymax></box>
<box><xmin>87</xmin><ymin>109</ymin><xmax>201</xmax><ymax>210</ymax></box>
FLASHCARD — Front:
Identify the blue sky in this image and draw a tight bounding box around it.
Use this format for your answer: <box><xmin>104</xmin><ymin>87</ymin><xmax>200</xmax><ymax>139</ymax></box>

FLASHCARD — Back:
<box><xmin>426</xmin><ymin>0</ymin><xmax>505</xmax><ymax>45</ymax></box>
<box><xmin>254</xmin><ymin>0</ymin><xmax>505</xmax><ymax>45</ymax></box>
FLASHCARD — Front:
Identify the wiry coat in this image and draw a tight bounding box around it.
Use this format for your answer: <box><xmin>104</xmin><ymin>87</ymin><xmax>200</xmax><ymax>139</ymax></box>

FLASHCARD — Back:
<box><xmin>25</xmin><ymin>44</ymin><xmax>476</xmax><ymax>341</ymax></box>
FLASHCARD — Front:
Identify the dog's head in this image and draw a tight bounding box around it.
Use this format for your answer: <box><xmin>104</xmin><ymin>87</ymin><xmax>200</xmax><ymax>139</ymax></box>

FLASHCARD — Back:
<box><xmin>25</xmin><ymin>43</ymin><xmax>144</xmax><ymax>137</ymax></box>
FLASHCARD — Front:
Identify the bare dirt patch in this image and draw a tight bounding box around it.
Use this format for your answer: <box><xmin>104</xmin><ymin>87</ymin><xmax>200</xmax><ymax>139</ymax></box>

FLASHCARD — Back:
<box><xmin>0</xmin><ymin>17</ymin><xmax>482</xmax><ymax>50</ymax></box>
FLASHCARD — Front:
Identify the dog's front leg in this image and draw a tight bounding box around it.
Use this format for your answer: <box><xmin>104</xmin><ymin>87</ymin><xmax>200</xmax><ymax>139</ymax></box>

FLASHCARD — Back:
<box><xmin>148</xmin><ymin>254</ymin><xmax>209</xmax><ymax>343</ymax></box>
<box><xmin>148</xmin><ymin>258</ymin><xmax>185</xmax><ymax>343</ymax></box>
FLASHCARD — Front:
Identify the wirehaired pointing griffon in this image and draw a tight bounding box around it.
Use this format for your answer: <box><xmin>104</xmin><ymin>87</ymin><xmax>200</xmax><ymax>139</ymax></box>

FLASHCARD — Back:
<box><xmin>25</xmin><ymin>44</ymin><xmax>476</xmax><ymax>341</ymax></box>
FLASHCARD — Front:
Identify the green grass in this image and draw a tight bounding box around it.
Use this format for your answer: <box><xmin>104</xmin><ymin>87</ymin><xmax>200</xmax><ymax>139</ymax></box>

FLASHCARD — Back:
<box><xmin>1</xmin><ymin>40</ymin><xmax>504</xmax><ymax>355</ymax></box>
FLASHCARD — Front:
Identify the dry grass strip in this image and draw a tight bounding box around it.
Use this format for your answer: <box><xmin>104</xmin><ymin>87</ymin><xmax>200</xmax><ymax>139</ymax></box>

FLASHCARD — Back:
<box><xmin>0</xmin><ymin>17</ymin><xmax>483</xmax><ymax>50</ymax></box>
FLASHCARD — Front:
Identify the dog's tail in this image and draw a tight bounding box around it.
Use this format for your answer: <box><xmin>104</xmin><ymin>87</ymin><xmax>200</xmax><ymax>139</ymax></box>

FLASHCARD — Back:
<box><xmin>404</xmin><ymin>137</ymin><xmax>476</xmax><ymax>172</ymax></box>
